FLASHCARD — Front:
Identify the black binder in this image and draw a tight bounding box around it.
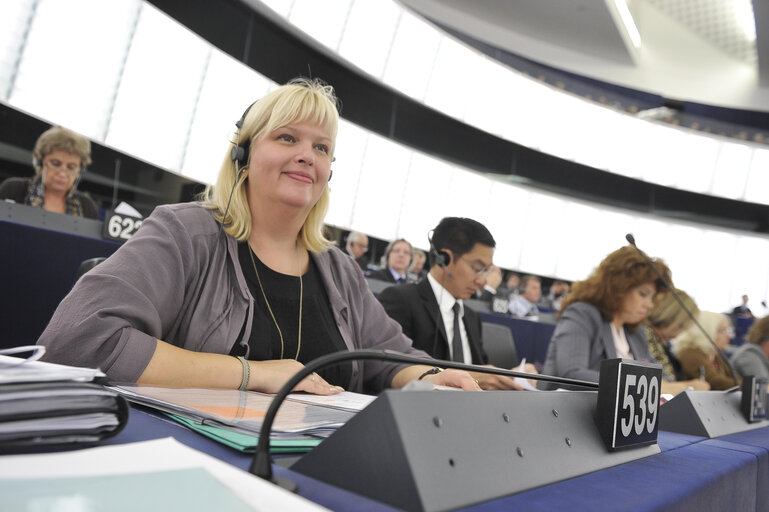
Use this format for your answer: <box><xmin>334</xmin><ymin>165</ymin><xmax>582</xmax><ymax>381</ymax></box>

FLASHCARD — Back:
<box><xmin>0</xmin><ymin>381</ymin><xmax>129</xmax><ymax>452</ymax></box>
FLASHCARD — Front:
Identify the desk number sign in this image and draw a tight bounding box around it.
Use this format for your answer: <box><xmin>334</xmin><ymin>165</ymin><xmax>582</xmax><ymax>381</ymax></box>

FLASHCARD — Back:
<box><xmin>741</xmin><ymin>376</ymin><xmax>768</xmax><ymax>423</ymax></box>
<box><xmin>102</xmin><ymin>210</ymin><xmax>143</xmax><ymax>242</ymax></box>
<box><xmin>596</xmin><ymin>359</ymin><xmax>662</xmax><ymax>451</ymax></box>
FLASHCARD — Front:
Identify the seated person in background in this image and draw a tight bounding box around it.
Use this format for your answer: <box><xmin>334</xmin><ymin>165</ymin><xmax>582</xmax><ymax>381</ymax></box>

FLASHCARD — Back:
<box><xmin>378</xmin><ymin>217</ymin><xmax>536</xmax><ymax>390</ymax></box>
<box><xmin>732</xmin><ymin>294</ymin><xmax>754</xmax><ymax>318</ymax></box>
<box><xmin>0</xmin><ymin>125</ymin><xmax>98</xmax><ymax>219</ymax></box>
<box><xmin>509</xmin><ymin>275</ymin><xmax>542</xmax><ymax>318</ymax></box>
<box><xmin>367</xmin><ymin>238</ymin><xmax>413</xmax><ymax>284</ymax></box>
<box><xmin>730</xmin><ymin>315</ymin><xmax>769</xmax><ymax>379</ymax></box>
<box><xmin>476</xmin><ymin>265</ymin><xmax>503</xmax><ymax>302</ymax></box>
<box><xmin>539</xmin><ymin>246</ymin><xmax>670</xmax><ymax>390</ymax></box>
<box><xmin>497</xmin><ymin>272</ymin><xmax>520</xmax><ymax>299</ymax></box>
<box><xmin>408</xmin><ymin>249</ymin><xmax>427</xmax><ymax>282</ymax></box>
<box><xmin>344</xmin><ymin>231</ymin><xmax>369</xmax><ymax>271</ymax></box>
<box><xmin>37</xmin><ymin>78</ymin><xmax>479</xmax><ymax>394</ymax></box>
<box><xmin>672</xmin><ymin>311</ymin><xmax>740</xmax><ymax>390</ymax></box>
<box><xmin>644</xmin><ymin>289</ymin><xmax>710</xmax><ymax>394</ymax></box>
<box><xmin>540</xmin><ymin>280</ymin><xmax>570</xmax><ymax>311</ymax></box>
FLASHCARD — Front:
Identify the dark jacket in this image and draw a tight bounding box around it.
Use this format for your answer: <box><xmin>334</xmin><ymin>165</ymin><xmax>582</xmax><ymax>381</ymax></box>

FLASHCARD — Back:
<box><xmin>378</xmin><ymin>278</ymin><xmax>488</xmax><ymax>364</ymax></box>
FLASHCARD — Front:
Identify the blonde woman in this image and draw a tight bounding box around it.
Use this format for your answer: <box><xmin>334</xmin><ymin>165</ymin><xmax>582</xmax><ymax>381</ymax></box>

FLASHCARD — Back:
<box><xmin>673</xmin><ymin>311</ymin><xmax>740</xmax><ymax>390</ymax></box>
<box><xmin>645</xmin><ymin>290</ymin><xmax>710</xmax><ymax>394</ymax></box>
<box><xmin>38</xmin><ymin>78</ymin><xmax>478</xmax><ymax>394</ymax></box>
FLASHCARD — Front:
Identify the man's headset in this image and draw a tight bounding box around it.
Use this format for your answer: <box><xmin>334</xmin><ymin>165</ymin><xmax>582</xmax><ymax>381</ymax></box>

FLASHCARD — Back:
<box><xmin>428</xmin><ymin>230</ymin><xmax>452</xmax><ymax>277</ymax></box>
<box><xmin>229</xmin><ymin>101</ymin><xmax>333</xmax><ymax>181</ymax></box>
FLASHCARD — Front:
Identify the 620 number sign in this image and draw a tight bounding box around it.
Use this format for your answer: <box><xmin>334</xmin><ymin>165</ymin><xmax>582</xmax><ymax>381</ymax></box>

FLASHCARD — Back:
<box><xmin>596</xmin><ymin>359</ymin><xmax>662</xmax><ymax>450</ymax></box>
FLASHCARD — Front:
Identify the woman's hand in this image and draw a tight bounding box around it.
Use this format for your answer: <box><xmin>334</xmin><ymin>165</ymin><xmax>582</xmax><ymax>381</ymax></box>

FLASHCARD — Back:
<box><xmin>471</xmin><ymin>363</ymin><xmax>539</xmax><ymax>390</ymax></box>
<box><xmin>250</xmin><ymin>359</ymin><xmax>344</xmax><ymax>395</ymax></box>
<box><xmin>421</xmin><ymin>368</ymin><xmax>482</xmax><ymax>391</ymax></box>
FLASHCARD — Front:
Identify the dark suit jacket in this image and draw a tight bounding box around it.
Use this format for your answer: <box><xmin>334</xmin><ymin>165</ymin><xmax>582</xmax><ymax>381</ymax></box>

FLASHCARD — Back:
<box><xmin>378</xmin><ymin>279</ymin><xmax>488</xmax><ymax>364</ymax></box>
<box><xmin>368</xmin><ymin>268</ymin><xmax>403</xmax><ymax>284</ymax></box>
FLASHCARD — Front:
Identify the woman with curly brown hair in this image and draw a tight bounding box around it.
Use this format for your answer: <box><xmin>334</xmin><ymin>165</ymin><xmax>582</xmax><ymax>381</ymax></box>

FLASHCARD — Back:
<box><xmin>539</xmin><ymin>245</ymin><xmax>672</xmax><ymax>389</ymax></box>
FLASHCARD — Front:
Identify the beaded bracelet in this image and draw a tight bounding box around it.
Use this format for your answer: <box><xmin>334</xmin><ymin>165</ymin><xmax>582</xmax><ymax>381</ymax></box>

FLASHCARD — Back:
<box><xmin>237</xmin><ymin>356</ymin><xmax>250</xmax><ymax>391</ymax></box>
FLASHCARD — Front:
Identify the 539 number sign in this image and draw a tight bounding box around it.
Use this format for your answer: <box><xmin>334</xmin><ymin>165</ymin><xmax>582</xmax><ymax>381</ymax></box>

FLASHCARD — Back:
<box><xmin>596</xmin><ymin>359</ymin><xmax>663</xmax><ymax>450</ymax></box>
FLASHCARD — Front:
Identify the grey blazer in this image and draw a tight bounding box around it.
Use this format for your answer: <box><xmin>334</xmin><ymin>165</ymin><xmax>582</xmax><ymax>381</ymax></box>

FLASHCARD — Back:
<box><xmin>38</xmin><ymin>202</ymin><xmax>427</xmax><ymax>392</ymax></box>
<box><xmin>539</xmin><ymin>302</ymin><xmax>654</xmax><ymax>390</ymax></box>
<box><xmin>730</xmin><ymin>343</ymin><xmax>769</xmax><ymax>379</ymax></box>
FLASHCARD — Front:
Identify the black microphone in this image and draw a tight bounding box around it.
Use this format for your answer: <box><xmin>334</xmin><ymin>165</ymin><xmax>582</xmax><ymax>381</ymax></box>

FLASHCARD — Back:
<box><xmin>250</xmin><ymin>349</ymin><xmax>598</xmax><ymax>484</ymax></box>
<box><xmin>111</xmin><ymin>158</ymin><xmax>121</xmax><ymax>210</ymax></box>
<box><xmin>625</xmin><ymin>233</ymin><xmax>739</xmax><ymax>386</ymax></box>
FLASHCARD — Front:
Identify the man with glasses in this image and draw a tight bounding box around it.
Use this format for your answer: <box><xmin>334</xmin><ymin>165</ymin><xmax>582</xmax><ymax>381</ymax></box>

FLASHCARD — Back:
<box><xmin>344</xmin><ymin>231</ymin><xmax>369</xmax><ymax>271</ymax></box>
<box><xmin>378</xmin><ymin>217</ymin><xmax>531</xmax><ymax>389</ymax></box>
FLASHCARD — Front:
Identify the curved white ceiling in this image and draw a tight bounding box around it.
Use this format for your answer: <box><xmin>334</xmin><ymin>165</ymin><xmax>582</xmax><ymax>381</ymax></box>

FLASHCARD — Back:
<box><xmin>401</xmin><ymin>0</ymin><xmax>769</xmax><ymax>112</ymax></box>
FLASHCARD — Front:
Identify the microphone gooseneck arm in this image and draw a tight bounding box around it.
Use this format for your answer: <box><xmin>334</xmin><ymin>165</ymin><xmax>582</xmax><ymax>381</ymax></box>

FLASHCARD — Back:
<box><xmin>250</xmin><ymin>349</ymin><xmax>599</xmax><ymax>482</ymax></box>
<box><xmin>625</xmin><ymin>233</ymin><xmax>739</xmax><ymax>386</ymax></box>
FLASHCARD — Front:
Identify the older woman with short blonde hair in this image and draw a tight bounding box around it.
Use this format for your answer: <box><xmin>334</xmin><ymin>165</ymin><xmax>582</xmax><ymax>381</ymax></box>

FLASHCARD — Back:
<box><xmin>0</xmin><ymin>125</ymin><xmax>97</xmax><ymax>218</ymax></box>
<box><xmin>673</xmin><ymin>311</ymin><xmax>739</xmax><ymax>390</ymax></box>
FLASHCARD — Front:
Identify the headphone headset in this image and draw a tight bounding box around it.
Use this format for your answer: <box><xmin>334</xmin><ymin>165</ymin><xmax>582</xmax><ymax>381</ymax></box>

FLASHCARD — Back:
<box><xmin>231</xmin><ymin>102</ymin><xmax>255</xmax><ymax>172</ymax></box>
<box><xmin>230</xmin><ymin>101</ymin><xmax>333</xmax><ymax>182</ymax></box>
<box><xmin>428</xmin><ymin>230</ymin><xmax>452</xmax><ymax>277</ymax></box>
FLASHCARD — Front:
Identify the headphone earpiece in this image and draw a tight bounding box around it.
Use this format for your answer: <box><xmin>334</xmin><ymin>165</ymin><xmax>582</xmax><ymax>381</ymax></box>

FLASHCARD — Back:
<box><xmin>435</xmin><ymin>249</ymin><xmax>450</xmax><ymax>268</ymax></box>
<box><xmin>231</xmin><ymin>101</ymin><xmax>257</xmax><ymax>173</ymax></box>
<box><xmin>231</xmin><ymin>144</ymin><xmax>248</xmax><ymax>171</ymax></box>
<box><xmin>427</xmin><ymin>230</ymin><xmax>452</xmax><ymax>276</ymax></box>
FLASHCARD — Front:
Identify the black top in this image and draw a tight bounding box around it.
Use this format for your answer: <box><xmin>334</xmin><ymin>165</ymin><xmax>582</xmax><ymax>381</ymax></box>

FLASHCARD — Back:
<box><xmin>0</xmin><ymin>177</ymin><xmax>99</xmax><ymax>219</ymax></box>
<box><xmin>233</xmin><ymin>242</ymin><xmax>352</xmax><ymax>388</ymax></box>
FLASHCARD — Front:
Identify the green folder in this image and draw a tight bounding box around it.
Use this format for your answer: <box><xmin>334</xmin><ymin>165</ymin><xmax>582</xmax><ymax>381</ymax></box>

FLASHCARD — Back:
<box><xmin>167</xmin><ymin>413</ymin><xmax>322</xmax><ymax>453</ymax></box>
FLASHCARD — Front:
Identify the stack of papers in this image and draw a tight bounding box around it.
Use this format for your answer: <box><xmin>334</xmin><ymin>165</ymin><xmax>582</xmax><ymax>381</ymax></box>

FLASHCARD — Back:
<box><xmin>110</xmin><ymin>385</ymin><xmax>375</xmax><ymax>443</ymax></box>
<box><xmin>0</xmin><ymin>348</ymin><xmax>129</xmax><ymax>451</ymax></box>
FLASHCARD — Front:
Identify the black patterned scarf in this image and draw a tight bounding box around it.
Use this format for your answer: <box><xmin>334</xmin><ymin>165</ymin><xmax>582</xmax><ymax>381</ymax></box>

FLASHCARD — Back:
<box><xmin>645</xmin><ymin>325</ymin><xmax>676</xmax><ymax>381</ymax></box>
<box><xmin>25</xmin><ymin>173</ymin><xmax>84</xmax><ymax>217</ymax></box>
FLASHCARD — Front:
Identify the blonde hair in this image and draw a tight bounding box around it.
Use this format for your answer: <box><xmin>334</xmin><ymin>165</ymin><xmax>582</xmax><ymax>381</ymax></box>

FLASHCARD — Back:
<box><xmin>203</xmin><ymin>78</ymin><xmax>339</xmax><ymax>253</ymax></box>
<box><xmin>647</xmin><ymin>289</ymin><xmax>698</xmax><ymax>331</ymax></box>
<box><xmin>673</xmin><ymin>311</ymin><xmax>729</xmax><ymax>355</ymax></box>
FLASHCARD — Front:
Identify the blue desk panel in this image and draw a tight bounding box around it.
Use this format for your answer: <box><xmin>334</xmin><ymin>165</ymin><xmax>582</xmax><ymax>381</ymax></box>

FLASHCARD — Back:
<box><xmin>108</xmin><ymin>406</ymin><xmax>768</xmax><ymax>511</ymax></box>
<box><xmin>0</xmin><ymin>220</ymin><xmax>119</xmax><ymax>347</ymax></box>
<box><xmin>478</xmin><ymin>312</ymin><xmax>555</xmax><ymax>368</ymax></box>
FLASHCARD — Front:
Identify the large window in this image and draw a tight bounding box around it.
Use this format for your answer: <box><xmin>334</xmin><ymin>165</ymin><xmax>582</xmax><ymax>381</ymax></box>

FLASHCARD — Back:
<box><xmin>1</xmin><ymin>0</ymin><xmax>767</xmax><ymax>313</ymax></box>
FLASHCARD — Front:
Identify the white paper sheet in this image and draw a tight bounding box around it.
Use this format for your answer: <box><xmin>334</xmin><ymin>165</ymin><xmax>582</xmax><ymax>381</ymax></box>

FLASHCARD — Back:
<box><xmin>0</xmin><ymin>437</ymin><xmax>329</xmax><ymax>511</ymax></box>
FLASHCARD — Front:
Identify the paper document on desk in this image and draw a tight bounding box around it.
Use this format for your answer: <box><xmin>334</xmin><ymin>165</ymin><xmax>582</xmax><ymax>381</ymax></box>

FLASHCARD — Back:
<box><xmin>287</xmin><ymin>390</ymin><xmax>376</xmax><ymax>412</ymax></box>
<box><xmin>0</xmin><ymin>437</ymin><xmax>329</xmax><ymax>511</ymax></box>
<box><xmin>0</xmin><ymin>354</ymin><xmax>103</xmax><ymax>384</ymax></box>
<box><xmin>111</xmin><ymin>385</ymin><xmax>361</xmax><ymax>438</ymax></box>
